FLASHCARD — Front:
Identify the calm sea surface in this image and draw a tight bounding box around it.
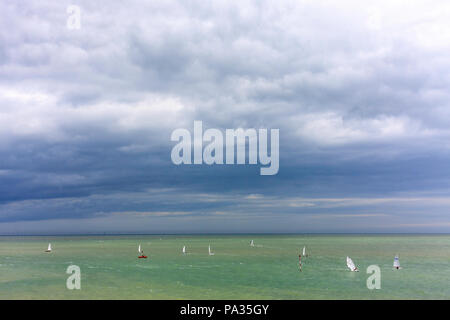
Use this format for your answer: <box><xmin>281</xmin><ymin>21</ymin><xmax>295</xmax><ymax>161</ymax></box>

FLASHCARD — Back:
<box><xmin>1</xmin><ymin>234</ymin><xmax>449</xmax><ymax>299</ymax></box>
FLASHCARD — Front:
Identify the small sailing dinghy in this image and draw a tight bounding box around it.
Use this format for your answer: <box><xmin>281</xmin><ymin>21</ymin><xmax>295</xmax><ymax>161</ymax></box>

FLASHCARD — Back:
<box><xmin>393</xmin><ymin>254</ymin><xmax>401</xmax><ymax>269</ymax></box>
<box><xmin>208</xmin><ymin>245</ymin><xmax>215</xmax><ymax>256</ymax></box>
<box><xmin>138</xmin><ymin>244</ymin><xmax>147</xmax><ymax>259</ymax></box>
<box><xmin>346</xmin><ymin>256</ymin><xmax>358</xmax><ymax>272</ymax></box>
<box><xmin>45</xmin><ymin>243</ymin><xmax>52</xmax><ymax>253</ymax></box>
<box><xmin>302</xmin><ymin>246</ymin><xmax>307</xmax><ymax>257</ymax></box>
<box><xmin>250</xmin><ymin>240</ymin><xmax>254</xmax><ymax>247</ymax></box>
<box><xmin>182</xmin><ymin>246</ymin><xmax>186</xmax><ymax>254</ymax></box>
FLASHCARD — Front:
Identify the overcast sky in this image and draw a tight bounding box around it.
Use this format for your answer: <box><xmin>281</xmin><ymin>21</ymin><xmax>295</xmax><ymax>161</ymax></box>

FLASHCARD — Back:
<box><xmin>1</xmin><ymin>0</ymin><xmax>450</xmax><ymax>234</ymax></box>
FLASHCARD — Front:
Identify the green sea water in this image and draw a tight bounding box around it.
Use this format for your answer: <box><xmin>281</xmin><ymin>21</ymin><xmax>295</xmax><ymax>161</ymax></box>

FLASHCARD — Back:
<box><xmin>0</xmin><ymin>234</ymin><xmax>449</xmax><ymax>299</ymax></box>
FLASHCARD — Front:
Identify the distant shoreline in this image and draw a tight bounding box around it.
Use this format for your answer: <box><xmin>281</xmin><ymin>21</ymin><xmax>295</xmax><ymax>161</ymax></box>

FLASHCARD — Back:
<box><xmin>0</xmin><ymin>233</ymin><xmax>449</xmax><ymax>237</ymax></box>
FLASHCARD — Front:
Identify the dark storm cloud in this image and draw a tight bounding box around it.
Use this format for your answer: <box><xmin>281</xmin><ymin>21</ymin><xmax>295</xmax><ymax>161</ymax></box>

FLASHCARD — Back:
<box><xmin>1</xmin><ymin>0</ymin><xmax>450</xmax><ymax>232</ymax></box>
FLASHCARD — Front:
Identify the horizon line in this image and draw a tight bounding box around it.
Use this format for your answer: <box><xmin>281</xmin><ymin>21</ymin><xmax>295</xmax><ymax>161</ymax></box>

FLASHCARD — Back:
<box><xmin>1</xmin><ymin>232</ymin><xmax>449</xmax><ymax>237</ymax></box>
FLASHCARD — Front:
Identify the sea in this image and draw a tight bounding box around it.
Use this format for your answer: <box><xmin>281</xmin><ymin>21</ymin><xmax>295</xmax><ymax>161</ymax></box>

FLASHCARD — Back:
<box><xmin>1</xmin><ymin>234</ymin><xmax>449</xmax><ymax>299</ymax></box>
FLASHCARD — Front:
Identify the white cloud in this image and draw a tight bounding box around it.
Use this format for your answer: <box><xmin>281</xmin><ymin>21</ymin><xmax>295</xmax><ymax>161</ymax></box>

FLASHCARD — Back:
<box><xmin>294</xmin><ymin>113</ymin><xmax>433</xmax><ymax>145</ymax></box>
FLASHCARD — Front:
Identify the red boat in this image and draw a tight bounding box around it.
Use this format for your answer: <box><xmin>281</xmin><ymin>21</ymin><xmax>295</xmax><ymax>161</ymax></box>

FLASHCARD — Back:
<box><xmin>137</xmin><ymin>244</ymin><xmax>147</xmax><ymax>258</ymax></box>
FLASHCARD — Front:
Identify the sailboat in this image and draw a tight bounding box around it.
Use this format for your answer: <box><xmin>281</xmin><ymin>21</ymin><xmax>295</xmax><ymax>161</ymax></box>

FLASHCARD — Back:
<box><xmin>182</xmin><ymin>246</ymin><xmax>186</xmax><ymax>254</ymax></box>
<box><xmin>346</xmin><ymin>256</ymin><xmax>358</xmax><ymax>272</ymax></box>
<box><xmin>250</xmin><ymin>240</ymin><xmax>254</xmax><ymax>247</ymax></box>
<box><xmin>393</xmin><ymin>254</ymin><xmax>401</xmax><ymax>269</ymax></box>
<box><xmin>208</xmin><ymin>245</ymin><xmax>215</xmax><ymax>256</ymax></box>
<box><xmin>45</xmin><ymin>243</ymin><xmax>52</xmax><ymax>253</ymax></box>
<box><xmin>302</xmin><ymin>246</ymin><xmax>306</xmax><ymax>257</ymax></box>
<box><xmin>138</xmin><ymin>244</ymin><xmax>147</xmax><ymax>259</ymax></box>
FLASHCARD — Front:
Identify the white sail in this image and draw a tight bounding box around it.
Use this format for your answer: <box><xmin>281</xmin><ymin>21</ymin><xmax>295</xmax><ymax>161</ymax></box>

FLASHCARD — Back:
<box><xmin>346</xmin><ymin>256</ymin><xmax>357</xmax><ymax>271</ymax></box>
<box><xmin>250</xmin><ymin>240</ymin><xmax>254</xmax><ymax>247</ymax></box>
<box><xmin>393</xmin><ymin>254</ymin><xmax>400</xmax><ymax>268</ymax></box>
<box><xmin>208</xmin><ymin>245</ymin><xmax>214</xmax><ymax>255</ymax></box>
<box><xmin>182</xmin><ymin>246</ymin><xmax>186</xmax><ymax>254</ymax></box>
<box><xmin>138</xmin><ymin>244</ymin><xmax>141</xmax><ymax>253</ymax></box>
<box><xmin>302</xmin><ymin>246</ymin><xmax>306</xmax><ymax>256</ymax></box>
<box><xmin>47</xmin><ymin>243</ymin><xmax>52</xmax><ymax>251</ymax></box>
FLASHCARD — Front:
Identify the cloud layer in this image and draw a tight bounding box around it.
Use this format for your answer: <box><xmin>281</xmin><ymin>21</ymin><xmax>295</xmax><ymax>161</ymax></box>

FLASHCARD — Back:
<box><xmin>1</xmin><ymin>0</ymin><xmax>450</xmax><ymax>233</ymax></box>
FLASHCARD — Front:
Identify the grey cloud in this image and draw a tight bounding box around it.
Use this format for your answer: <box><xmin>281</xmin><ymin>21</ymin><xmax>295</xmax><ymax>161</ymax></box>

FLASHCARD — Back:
<box><xmin>1</xmin><ymin>0</ymin><xmax>450</xmax><ymax>232</ymax></box>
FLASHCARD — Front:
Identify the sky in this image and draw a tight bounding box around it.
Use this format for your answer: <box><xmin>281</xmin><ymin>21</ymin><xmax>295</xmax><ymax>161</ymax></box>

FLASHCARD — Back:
<box><xmin>1</xmin><ymin>0</ymin><xmax>450</xmax><ymax>234</ymax></box>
